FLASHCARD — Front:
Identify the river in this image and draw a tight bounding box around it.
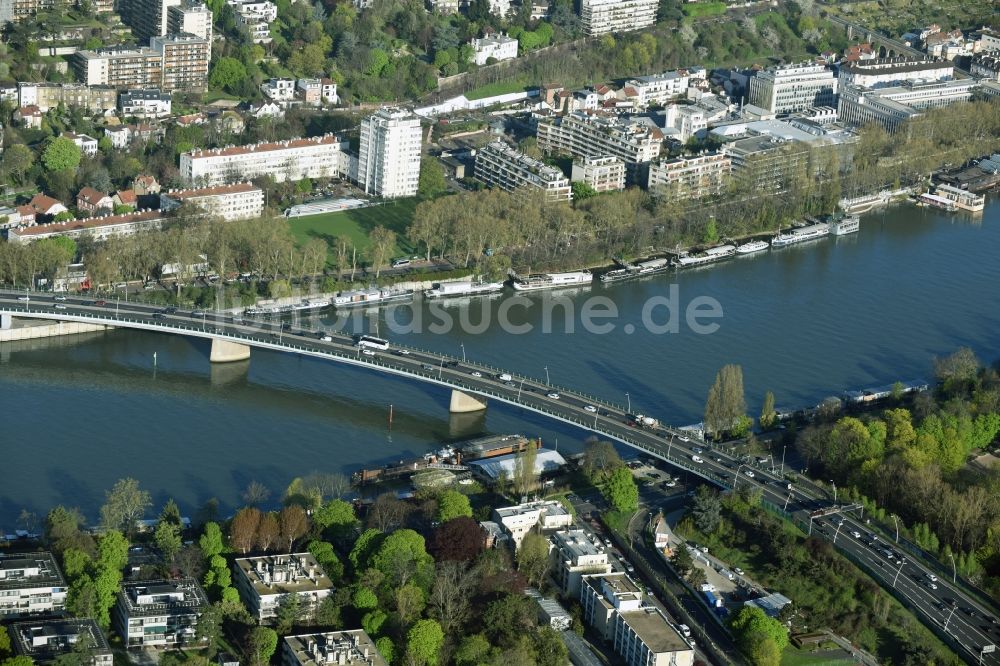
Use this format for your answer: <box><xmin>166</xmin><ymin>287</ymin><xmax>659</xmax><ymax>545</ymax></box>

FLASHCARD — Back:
<box><xmin>1</xmin><ymin>200</ymin><xmax>998</xmax><ymax>525</ymax></box>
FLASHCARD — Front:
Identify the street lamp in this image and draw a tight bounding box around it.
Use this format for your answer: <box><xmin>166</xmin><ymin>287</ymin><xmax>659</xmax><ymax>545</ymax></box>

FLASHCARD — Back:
<box><xmin>949</xmin><ymin>551</ymin><xmax>956</xmax><ymax>584</ymax></box>
<box><xmin>892</xmin><ymin>514</ymin><xmax>899</xmax><ymax>543</ymax></box>
<box><xmin>830</xmin><ymin>480</ymin><xmax>838</xmax><ymax>504</ymax></box>
<box><xmin>780</xmin><ymin>443</ymin><xmax>787</xmax><ymax>476</ymax></box>
<box><xmin>892</xmin><ymin>558</ymin><xmax>905</xmax><ymax>588</ymax></box>
<box><xmin>460</xmin><ymin>342</ymin><xmax>466</xmax><ymax>363</ymax></box>
<box><xmin>783</xmin><ymin>492</ymin><xmax>792</xmax><ymax>512</ymax></box>
<box><xmin>544</xmin><ymin>366</ymin><xmax>550</xmax><ymax>386</ymax></box>
<box><xmin>944</xmin><ymin>605</ymin><xmax>957</xmax><ymax>632</ymax></box>
<box><xmin>517</xmin><ymin>379</ymin><xmax>523</xmax><ymax>400</ymax></box>
<box><xmin>626</xmin><ymin>392</ymin><xmax>631</xmax><ymax>413</ymax></box>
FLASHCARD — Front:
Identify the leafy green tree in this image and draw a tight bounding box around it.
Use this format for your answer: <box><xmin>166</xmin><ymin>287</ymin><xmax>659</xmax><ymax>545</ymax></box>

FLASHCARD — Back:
<box><xmin>370</xmin><ymin>529</ymin><xmax>435</xmax><ymax>590</ymax></box>
<box><xmin>603</xmin><ymin>466</ymin><xmax>638</xmax><ymax>513</ymax></box>
<box><xmin>1</xmin><ymin>144</ymin><xmax>34</xmax><ymax>184</ymax></box>
<box><xmin>436</xmin><ymin>490</ymin><xmax>472</xmax><ymax>523</ymax></box>
<box><xmin>155</xmin><ymin>520</ymin><xmax>182</xmax><ymax>562</ymax></box>
<box><xmin>454</xmin><ymin>634</ymin><xmax>491</xmax><ymax>666</ymax></box>
<box><xmin>1</xmin><ymin>656</ymin><xmax>35</xmax><ymax>666</ymax></box>
<box><xmin>353</xmin><ymin>586</ymin><xmax>379</xmax><ymax>611</ymax></box>
<box><xmin>374</xmin><ymin>637</ymin><xmax>394</xmax><ymax>664</ymax></box>
<box><xmin>349</xmin><ymin>528</ymin><xmax>384</xmax><ymax>571</ymax></box>
<box><xmin>313</xmin><ymin>499</ymin><xmax>358</xmax><ymax>538</ymax></box>
<box><xmin>690</xmin><ymin>486</ymin><xmax>722</xmax><ymax>534</ymax></box>
<box><xmin>199</xmin><ymin>522</ymin><xmax>225</xmax><ymax>558</ymax></box>
<box><xmin>483</xmin><ymin>595</ymin><xmax>536</xmax><ymax>647</ymax></box>
<box><xmin>59</xmin><ymin>548</ymin><xmax>90</xmax><ymax>580</ymax></box>
<box><xmin>418</xmin><ymin>159</ymin><xmax>446</xmax><ymax>199</ymax></box>
<box><xmin>760</xmin><ymin>391</ymin><xmax>777</xmax><ymax>430</ymax></box>
<box><xmin>245</xmin><ymin>626</ymin><xmax>278</xmax><ymax>666</ymax></box>
<box><xmin>571</xmin><ymin>181</ymin><xmax>598</xmax><ymax>200</ymax></box>
<box><xmin>534</xmin><ymin>625</ymin><xmax>569</xmax><ymax>666</ymax></box>
<box><xmin>41</xmin><ymin>136</ymin><xmax>82</xmax><ymax>172</ymax></box>
<box><xmin>275</xmin><ymin>592</ymin><xmax>303</xmax><ymax>634</ymax></box>
<box><xmin>516</xmin><ymin>531</ymin><xmax>550</xmax><ymax>587</ymax></box>
<box><xmin>670</xmin><ymin>545</ymin><xmax>694</xmax><ymax>576</ymax></box>
<box><xmin>730</xmin><ymin>605</ymin><xmax>789</xmax><ymax>666</ymax></box>
<box><xmin>362</xmin><ymin>609</ymin><xmax>388</xmax><ymax>636</ymax></box>
<box><xmin>394</xmin><ymin>583</ymin><xmax>425</xmax><ymax>626</ymax></box>
<box><xmin>705</xmin><ymin>364</ymin><xmax>747</xmax><ymax>440</ymax></box>
<box><xmin>196</xmin><ymin>603</ymin><xmax>224</xmax><ymax>659</ymax></box>
<box><xmin>99</xmin><ymin>478</ymin><xmax>151</xmax><ymax>536</ymax></box>
<box><xmin>0</xmin><ymin>627</ymin><xmax>10</xmax><ymax>657</ymax></box>
<box><xmin>307</xmin><ymin>540</ymin><xmax>344</xmax><ymax>581</ymax></box>
<box><xmin>405</xmin><ymin>619</ymin><xmax>444</xmax><ymax>666</ymax></box>
<box><xmin>209</xmin><ymin>57</ymin><xmax>248</xmax><ymax>93</ymax></box>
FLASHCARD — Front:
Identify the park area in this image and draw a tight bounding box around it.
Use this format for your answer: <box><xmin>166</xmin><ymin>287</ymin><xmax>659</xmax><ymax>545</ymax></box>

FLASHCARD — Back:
<box><xmin>286</xmin><ymin>198</ymin><xmax>418</xmax><ymax>266</ymax></box>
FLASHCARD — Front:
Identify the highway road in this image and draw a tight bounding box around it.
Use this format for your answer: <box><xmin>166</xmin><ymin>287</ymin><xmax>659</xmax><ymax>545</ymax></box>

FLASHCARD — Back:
<box><xmin>2</xmin><ymin>289</ymin><xmax>997</xmax><ymax>664</ymax></box>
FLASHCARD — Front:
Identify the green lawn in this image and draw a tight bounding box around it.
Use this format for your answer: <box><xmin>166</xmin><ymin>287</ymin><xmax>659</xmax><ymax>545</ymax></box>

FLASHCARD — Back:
<box><xmin>782</xmin><ymin>645</ymin><xmax>856</xmax><ymax>666</ymax></box>
<box><xmin>682</xmin><ymin>1</ymin><xmax>726</xmax><ymax>18</ymax></box>
<box><xmin>465</xmin><ymin>80</ymin><xmax>535</xmax><ymax>100</ymax></box>
<box><xmin>286</xmin><ymin>199</ymin><xmax>419</xmax><ymax>265</ymax></box>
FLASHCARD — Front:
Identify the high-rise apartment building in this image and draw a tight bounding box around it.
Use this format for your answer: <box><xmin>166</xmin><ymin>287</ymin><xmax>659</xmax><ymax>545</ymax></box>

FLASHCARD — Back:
<box><xmin>167</xmin><ymin>3</ymin><xmax>213</xmax><ymax>41</ymax></box>
<box><xmin>120</xmin><ymin>0</ymin><xmax>180</xmax><ymax>43</ymax></box>
<box><xmin>356</xmin><ymin>108</ymin><xmax>422</xmax><ymax>199</ymax></box>
<box><xmin>579</xmin><ymin>0</ymin><xmax>657</xmax><ymax>36</ymax></box>
<box><xmin>474</xmin><ymin>141</ymin><xmax>573</xmax><ymax>202</ymax></box>
<box><xmin>74</xmin><ymin>33</ymin><xmax>209</xmax><ymax>92</ymax></box>
<box><xmin>151</xmin><ymin>33</ymin><xmax>210</xmax><ymax>92</ymax></box>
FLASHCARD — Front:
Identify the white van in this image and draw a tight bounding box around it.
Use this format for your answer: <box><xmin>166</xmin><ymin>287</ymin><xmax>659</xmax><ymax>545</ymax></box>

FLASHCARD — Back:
<box><xmin>498</xmin><ymin>373</ymin><xmax>513</xmax><ymax>381</ymax></box>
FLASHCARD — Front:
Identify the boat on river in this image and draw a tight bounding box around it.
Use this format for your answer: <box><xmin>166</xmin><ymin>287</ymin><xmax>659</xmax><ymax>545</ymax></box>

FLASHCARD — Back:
<box><xmin>771</xmin><ymin>223</ymin><xmax>830</xmax><ymax>248</ymax></box>
<box><xmin>736</xmin><ymin>240</ymin><xmax>769</xmax><ymax>255</ymax></box>
<box><xmin>510</xmin><ymin>270</ymin><xmax>592</xmax><ymax>291</ymax></box>
<box><xmin>424</xmin><ymin>279</ymin><xmax>505</xmax><ymax>299</ymax></box>
<box><xmin>334</xmin><ymin>286</ymin><xmax>413</xmax><ymax>308</ymax></box>
<box><xmin>601</xmin><ymin>257</ymin><xmax>671</xmax><ymax>283</ymax></box>
<box><xmin>673</xmin><ymin>245</ymin><xmax>736</xmax><ymax>268</ymax></box>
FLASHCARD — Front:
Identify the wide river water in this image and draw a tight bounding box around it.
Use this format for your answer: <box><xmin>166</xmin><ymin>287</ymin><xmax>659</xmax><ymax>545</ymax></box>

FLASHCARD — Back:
<box><xmin>1</xmin><ymin>199</ymin><xmax>998</xmax><ymax>525</ymax></box>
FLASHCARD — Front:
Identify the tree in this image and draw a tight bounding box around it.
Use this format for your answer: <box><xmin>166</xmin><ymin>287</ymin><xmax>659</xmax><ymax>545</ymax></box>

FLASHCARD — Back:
<box><xmin>45</xmin><ymin>506</ymin><xmax>90</xmax><ymax>554</ymax></box>
<box><xmin>670</xmin><ymin>545</ymin><xmax>694</xmax><ymax>576</ymax></box>
<box><xmin>374</xmin><ymin>637</ymin><xmax>394</xmax><ymax>664</ymax></box>
<box><xmin>279</xmin><ymin>505</ymin><xmax>309</xmax><ymax>552</ymax></box>
<box><xmin>395</xmin><ymin>582</ymin><xmax>426</xmax><ymax>626</ymax></box>
<box><xmin>242</xmin><ymin>481</ymin><xmax>271</xmax><ymax>508</ymax></box>
<box><xmin>42</xmin><ymin>136</ymin><xmax>82</xmax><ymax>172</ymax></box>
<box><xmin>482</xmin><ymin>594</ymin><xmax>536</xmax><ymax>647</ymax></box>
<box><xmin>256</xmin><ymin>512</ymin><xmax>280</xmax><ymax>553</ymax></box>
<box><xmin>196</xmin><ymin>603</ymin><xmax>224</xmax><ymax>659</ymax></box>
<box><xmin>199</xmin><ymin>522</ymin><xmax>225</xmax><ymax>558</ymax></box>
<box><xmin>418</xmin><ymin>159</ymin><xmax>447</xmax><ymax>199</ymax></box>
<box><xmin>454</xmin><ymin>634</ymin><xmax>491</xmax><ymax>666</ymax></box>
<box><xmin>1</xmin><ymin>144</ymin><xmax>34</xmax><ymax>184</ymax></box>
<box><xmin>159</xmin><ymin>499</ymin><xmax>182</xmax><ymax>526</ymax></box>
<box><xmin>245</xmin><ymin>626</ymin><xmax>278</xmax><ymax>666</ymax></box>
<box><xmin>313</xmin><ymin>499</ymin><xmax>358</xmax><ymax>539</ymax></box>
<box><xmin>705</xmin><ymin>364</ymin><xmax>748</xmax><ymax>440</ymax></box>
<box><xmin>154</xmin><ymin>519</ymin><xmax>182</xmax><ymax>562</ymax></box>
<box><xmin>209</xmin><ymin>57</ymin><xmax>248</xmax><ymax>93</ymax></box>
<box><xmin>406</xmin><ymin>619</ymin><xmax>444</xmax><ymax>666</ymax></box>
<box><xmin>367</xmin><ymin>493</ymin><xmax>409</xmax><ymax>532</ymax></box>
<box><xmin>603</xmin><ymin>466</ymin><xmax>638</xmax><ymax>513</ymax></box>
<box><xmin>934</xmin><ymin>347</ymin><xmax>980</xmax><ymax>393</ymax></box>
<box><xmin>429</xmin><ymin>517</ymin><xmax>485</xmax><ymax>562</ymax></box>
<box><xmin>0</xmin><ymin>627</ymin><xmax>10</xmax><ymax>657</ymax></box>
<box><xmin>362</xmin><ymin>608</ymin><xmax>388</xmax><ymax>636</ymax></box>
<box><xmin>1</xmin><ymin>657</ymin><xmax>34</xmax><ymax>666</ymax></box>
<box><xmin>729</xmin><ymin>605</ymin><xmax>788</xmax><ymax>666</ymax></box>
<box><xmin>370</xmin><ymin>529</ymin><xmax>435</xmax><ymax>590</ymax></box>
<box><xmin>535</xmin><ymin>626</ymin><xmax>569</xmax><ymax>666</ymax></box>
<box><xmin>690</xmin><ymin>486</ymin><xmax>722</xmax><ymax>534</ymax></box>
<box><xmin>427</xmin><ymin>560</ymin><xmax>474</xmax><ymax>633</ymax></box>
<box><xmin>275</xmin><ymin>592</ymin><xmax>303</xmax><ymax>634</ymax></box>
<box><xmin>511</xmin><ymin>441</ymin><xmax>539</xmax><ymax>499</ymax></box>
<box><xmin>99</xmin><ymin>478</ymin><xmax>151</xmax><ymax>536</ymax></box>
<box><xmin>571</xmin><ymin>181</ymin><xmax>598</xmax><ymax>201</ymax></box>
<box><xmin>230</xmin><ymin>508</ymin><xmax>262</xmax><ymax>555</ymax></box>
<box><xmin>516</xmin><ymin>531</ymin><xmax>549</xmax><ymax>587</ymax></box>
<box><xmin>349</xmin><ymin>528</ymin><xmax>384</xmax><ymax>572</ymax></box>
<box><xmin>760</xmin><ymin>391</ymin><xmax>777</xmax><ymax>430</ymax></box>
<box><xmin>436</xmin><ymin>490</ymin><xmax>472</xmax><ymax>523</ymax></box>
<box><xmin>582</xmin><ymin>440</ymin><xmax>622</xmax><ymax>482</ymax></box>
<box><xmin>367</xmin><ymin>226</ymin><xmax>396</xmax><ymax>278</ymax></box>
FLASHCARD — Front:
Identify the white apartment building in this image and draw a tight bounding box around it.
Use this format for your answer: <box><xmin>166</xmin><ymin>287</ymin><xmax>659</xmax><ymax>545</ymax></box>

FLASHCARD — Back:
<box><xmin>167</xmin><ymin>2</ymin><xmax>213</xmax><ymax>42</ymax></box>
<box><xmin>64</xmin><ymin>132</ymin><xmax>99</xmax><ymax>157</ymax></box>
<box><xmin>114</xmin><ymin>579</ymin><xmax>208</xmax><ymax>649</ymax></box>
<box><xmin>550</xmin><ymin>530</ymin><xmax>612</xmax><ymax>598</ymax></box>
<box><xmin>661</xmin><ymin>104</ymin><xmax>706</xmax><ymax>142</ymax></box>
<box><xmin>581</xmin><ymin>573</ymin><xmax>643</xmax><ymax>641</ymax></box>
<box><xmin>475</xmin><ymin>141</ymin><xmax>572</xmax><ymax>202</ymax></box>
<box><xmin>7</xmin><ymin>211</ymin><xmax>167</xmax><ymax>244</ymax></box>
<box><xmin>74</xmin><ymin>33</ymin><xmax>210</xmax><ymax>92</ymax></box>
<box><xmin>262</xmin><ymin>78</ymin><xmax>295</xmax><ymax>102</ymax></box>
<box><xmin>536</xmin><ymin>112</ymin><xmax>663</xmax><ymax>184</ymax></box>
<box><xmin>471</xmin><ymin>33</ymin><xmax>518</xmax><ymax>66</ymax></box>
<box><xmin>228</xmin><ymin>0</ymin><xmax>277</xmax><ymax>43</ymax></box>
<box><xmin>0</xmin><ymin>553</ymin><xmax>67</xmax><ymax>618</ymax></box>
<box><xmin>492</xmin><ymin>500</ymin><xmax>573</xmax><ymax>549</ymax></box>
<box><xmin>233</xmin><ymin>554</ymin><xmax>334</xmax><ymax>624</ymax></box>
<box><xmin>571</xmin><ymin>155</ymin><xmax>625</xmax><ymax>192</ymax></box>
<box><xmin>428</xmin><ymin>0</ymin><xmax>458</xmax><ymax>13</ymax></box>
<box><xmin>10</xmin><ymin>619</ymin><xmax>113</xmax><ymax>666</ymax></box>
<box><xmin>160</xmin><ymin>183</ymin><xmax>264</xmax><ymax>220</ymax></box>
<box><xmin>621</xmin><ymin>70</ymin><xmax>691</xmax><ymax>108</ymax></box>
<box><xmin>357</xmin><ymin>107</ymin><xmax>422</xmax><ymax>199</ymax></box>
<box><xmin>119</xmin><ymin>89</ymin><xmax>172</xmax><ymax>118</ymax></box>
<box><xmin>282</xmin><ymin>631</ymin><xmax>388</xmax><ymax>666</ymax></box>
<box><xmin>296</xmin><ymin>78</ymin><xmax>338</xmax><ymax>106</ymax></box>
<box><xmin>579</xmin><ymin>0</ymin><xmax>657</xmax><ymax>36</ymax></box>
<box><xmin>748</xmin><ymin>62</ymin><xmax>838</xmax><ymax>114</ymax></box>
<box><xmin>971</xmin><ymin>51</ymin><xmax>1000</xmax><ymax>81</ymax></box>
<box><xmin>838</xmin><ymin>79</ymin><xmax>980</xmax><ymax>132</ymax></box>
<box><xmin>838</xmin><ymin>58</ymin><xmax>954</xmax><ymax>89</ymax></box>
<box><xmin>647</xmin><ymin>152</ymin><xmax>731</xmax><ymax>200</ymax></box>
<box><xmin>179</xmin><ymin>134</ymin><xmax>348</xmax><ymax>186</ymax></box>
<box><xmin>17</xmin><ymin>83</ymin><xmax>117</xmax><ymax>113</ymax></box>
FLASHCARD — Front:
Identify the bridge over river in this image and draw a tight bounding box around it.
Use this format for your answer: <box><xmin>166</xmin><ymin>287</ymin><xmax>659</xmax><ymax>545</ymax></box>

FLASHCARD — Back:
<box><xmin>1</xmin><ymin>288</ymin><xmax>997</xmax><ymax>664</ymax></box>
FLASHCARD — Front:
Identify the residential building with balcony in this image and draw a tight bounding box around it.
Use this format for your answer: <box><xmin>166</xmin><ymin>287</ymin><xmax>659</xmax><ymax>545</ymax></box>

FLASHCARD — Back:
<box><xmin>474</xmin><ymin>141</ymin><xmax>572</xmax><ymax>202</ymax></box>
<box><xmin>621</xmin><ymin>69</ymin><xmax>693</xmax><ymax>108</ymax></box>
<box><xmin>167</xmin><ymin>2</ymin><xmax>213</xmax><ymax>41</ymax></box>
<box><xmin>660</xmin><ymin>104</ymin><xmax>707</xmax><ymax>142</ymax></box>
<box><xmin>838</xmin><ymin>58</ymin><xmax>953</xmax><ymax>89</ymax></box>
<box><xmin>73</xmin><ymin>46</ymin><xmax>164</xmax><ymax>89</ymax></box>
<box><xmin>10</xmin><ymin>618</ymin><xmax>112</xmax><ymax>666</ymax></box>
<box><xmin>119</xmin><ymin>89</ymin><xmax>172</xmax><ymax>118</ymax></box>
<box><xmin>120</xmin><ymin>0</ymin><xmax>180</xmax><ymax>43</ymax></box>
<box><xmin>282</xmin><ymin>631</ymin><xmax>388</xmax><ymax>666</ymax></box>
<box><xmin>228</xmin><ymin>0</ymin><xmax>277</xmax><ymax>43</ymax></box>
<box><xmin>262</xmin><ymin>78</ymin><xmax>295</xmax><ymax>103</ymax></box>
<box><xmin>748</xmin><ymin>63</ymin><xmax>838</xmax><ymax>114</ymax></box>
<box><xmin>357</xmin><ymin>107</ymin><xmax>422</xmax><ymax>199</ymax></box>
<box><xmin>837</xmin><ymin>79</ymin><xmax>980</xmax><ymax>132</ymax></box>
<box><xmin>471</xmin><ymin>33</ymin><xmax>518</xmax><ymax>65</ymax></box>
<box><xmin>571</xmin><ymin>155</ymin><xmax>625</xmax><ymax>192</ymax></box>
<box><xmin>114</xmin><ymin>579</ymin><xmax>208</xmax><ymax>649</ymax></box>
<box><xmin>492</xmin><ymin>500</ymin><xmax>573</xmax><ymax>549</ymax></box>
<box><xmin>7</xmin><ymin>210</ymin><xmax>167</xmax><ymax>244</ymax></box>
<box><xmin>233</xmin><ymin>553</ymin><xmax>335</xmax><ymax>624</ymax></box>
<box><xmin>0</xmin><ymin>0</ymin><xmax>55</xmax><ymax>24</ymax></box>
<box><xmin>647</xmin><ymin>152</ymin><xmax>731</xmax><ymax>200</ymax></box>
<box><xmin>536</xmin><ymin>112</ymin><xmax>663</xmax><ymax>185</ymax></box>
<box><xmin>725</xmin><ymin>135</ymin><xmax>810</xmax><ymax>192</ymax></box>
<box><xmin>63</xmin><ymin>132</ymin><xmax>99</xmax><ymax>157</ymax></box>
<box><xmin>579</xmin><ymin>0</ymin><xmax>657</xmax><ymax>36</ymax></box>
<box><xmin>550</xmin><ymin>530</ymin><xmax>612</xmax><ymax>597</ymax></box>
<box><xmin>0</xmin><ymin>553</ymin><xmax>67</xmax><ymax>618</ymax></box>
<box><xmin>179</xmin><ymin>134</ymin><xmax>347</xmax><ymax>186</ymax></box>
<box><xmin>159</xmin><ymin>183</ymin><xmax>264</xmax><ymax>220</ymax></box>
<box><xmin>151</xmin><ymin>33</ymin><xmax>210</xmax><ymax>93</ymax></box>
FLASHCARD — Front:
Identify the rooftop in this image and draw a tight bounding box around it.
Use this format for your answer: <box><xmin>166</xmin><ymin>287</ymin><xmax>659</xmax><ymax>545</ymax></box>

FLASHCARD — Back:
<box><xmin>552</xmin><ymin>529</ymin><xmax>604</xmax><ymax>560</ymax></box>
<box><xmin>283</xmin><ymin>631</ymin><xmax>387</xmax><ymax>666</ymax></box>
<box><xmin>840</xmin><ymin>57</ymin><xmax>952</xmax><ymax>76</ymax></box>
<box><xmin>494</xmin><ymin>499</ymin><xmax>569</xmax><ymax>521</ymax></box>
<box><xmin>13</xmin><ymin>210</ymin><xmax>164</xmax><ymax>237</ymax></box>
<box><xmin>10</xmin><ymin>618</ymin><xmax>110</xmax><ymax>659</ymax></box>
<box><xmin>162</xmin><ymin>182</ymin><xmax>261</xmax><ymax>199</ymax></box>
<box><xmin>183</xmin><ymin>134</ymin><xmax>342</xmax><ymax>159</ymax></box>
<box><xmin>471</xmin><ymin>449</ymin><xmax>567</xmax><ymax>480</ymax></box>
<box><xmin>119</xmin><ymin>579</ymin><xmax>208</xmax><ymax>617</ymax></box>
<box><xmin>0</xmin><ymin>553</ymin><xmax>65</xmax><ymax>591</ymax></box>
<box><xmin>480</xmin><ymin>141</ymin><xmax>567</xmax><ymax>182</ymax></box>
<box><xmin>619</xmin><ymin>607</ymin><xmax>691</xmax><ymax>654</ymax></box>
<box><xmin>234</xmin><ymin>553</ymin><xmax>334</xmax><ymax>596</ymax></box>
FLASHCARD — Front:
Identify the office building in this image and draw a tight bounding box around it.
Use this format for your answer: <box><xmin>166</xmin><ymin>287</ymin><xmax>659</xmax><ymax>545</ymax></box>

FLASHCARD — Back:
<box><xmin>114</xmin><ymin>579</ymin><xmax>208</xmax><ymax>649</ymax></box>
<box><xmin>282</xmin><ymin>631</ymin><xmax>388</xmax><ymax>666</ymax></box>
<box><xmin>748</xmin><ymin>63</ymin><xmax>837</xmax><ymax>114</ymax></box>
<box><xmin>119</xmin><ymin>89</ymin><xmax>172</xmax><ymax>118</ymax></box>
<box><xmin>579</xmin><ymin>0</ymin><xmax>657</xmax><ymax>36</ymax></box>
<box><xmin>167</xmin><ymin>2</ymin><xmax>213</xmax><ymax>42</ymax></box>
<box><xmin>536</xmin><ymin>112</ymin><xmax>663</xmax><ymax>184</ymax></box>
<box><xmin>0</xmin><ymin>553</ymin><xmax>67</xmax><ymax>618</ymax></box>
<box><xmin>17</xmin><ymin>83</ymin><xmax>117</xmax><ymax>113</ymax></box>
<box><xmin>10</xmin><ymin>619</ymin><xmax>112</xmax><ymax>666</ymax></box>
<box><xmin>160</xmin><ymin>183</ymin><xmax>264</xmax><ymax>220</ymax></box>
<box><xmin>550</xmin><ymin>530</ymin><xmax>612</xmax><ymax>597</ymax></box>
<box><xmin>357</xmin><ymin>108</ymin><xmax>422</xmax><ymax>199</ymax></box>
<box><xmin>471</xmin><ymin>33</ymin><xmax>518</xmax><ymax>66</ymax></box>
<box><xmin>660</xmin><ymin>104</ymin><xmax>707</xmax><ymax>142</ymax></box>
<box><xmin>492</xmin><ymin>500</ymin><xmax>573</xmax><ymax>549</ymax></box>
<box><xmin>233</xmin><ymin>553</ymin><xmax>335</xmax><ymax>624</ymax></box>
<box><xmin>179</xmin><ymin>134</ymin><xmax>347</xmax><ymax>186</ymax></box>
<box><xmin>838</xmin><ymin>58</ymin><xmax>953</xmax><ymax>89</ymax></box>
<box><xmin>581</xmin><ymin>573</ymin><xmax>643</xmax><ymax>640</ymax></box>
<box><xmin>838</xmin><ymin>79</ymin><xmax>980</xmax><ymax>132</ymax></box>
<box><xmin>571</xmin><ymin>155</ymin><xmax>625</xmax><ymax>192</ymax></box>
<box><xmin>647</xmin><ymin>152</ymin><xmax>731</xmax><ymax>200</ymax></box>
<box><xmin>474</xmin><ymin>141</ymin><xmax>572</xmax><ymax>202</ymax></box>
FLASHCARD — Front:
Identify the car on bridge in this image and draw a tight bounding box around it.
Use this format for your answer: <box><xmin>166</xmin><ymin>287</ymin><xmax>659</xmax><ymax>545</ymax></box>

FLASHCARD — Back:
<box><xmin>470</xmin><ymin>371</ymin><xmax>482</xmax><ymax>377</ymax></box>
<box><xmin>54</xmin><ymin>295</ymin><xmax>67</xmax><ymax>301</ymax></box>
<box><xmin>547</xmin><ymin>392</ymin><xmax>560</xmax><ymax>399</ymax></box>
<box><xmin>95</xmin><ymin>300</ymin><xmax>107</xmax><ymax>306</ymax></box>
<box><xmin>691</xmin><ymin>455</ymin><xmax>704</xmax><ymax>463</ymax></box>
<box><xmin>584</xmin><ymin>405</ymin><xmax>597</xmax><ymax>413</ymax></box>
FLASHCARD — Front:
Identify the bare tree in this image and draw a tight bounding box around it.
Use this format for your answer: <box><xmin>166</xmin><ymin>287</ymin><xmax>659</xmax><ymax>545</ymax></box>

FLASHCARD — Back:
<box><xmin>242</xmin><ymin>481</ymin><xmax>271</xmax><ymax>508</ymax></box>
<box><xmin>256</xmin><ymin>512</ymin><xmax>280</xmax><ymax>553</ymax></box>
<box><xmin>428</xmin><ymin>561</ymin><xmax>475</xmax><ymax>633</ymax></box>
<box><xmin>367</xmin><ymin>493</ymin><xmax>410</xmax><ymax>532</ymax></box>
<box><xmin>279</xmin><ymin>505</ymin><xmax>309</xmax><ymax>552</ymax></box>
<box><xmin>230</xmin><ymin>507</ymin><xmax>262</xmax><ymax>555</ymax></box>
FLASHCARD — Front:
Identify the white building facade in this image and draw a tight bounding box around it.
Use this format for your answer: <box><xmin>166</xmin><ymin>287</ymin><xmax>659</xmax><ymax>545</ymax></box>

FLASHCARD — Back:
<box><xmin>748</xmin><ymin>63</ymin><xmax>838</xmax><ymax>114</ymax></box>
<box><xmin>179</xmin><ymin>134</ymin><xmax>347</xmax><ymax>186</ymax></box>
<box><xmin>471</xmin><ymin>33</ymin><xmax>518</xmax><ymax>66</ymax></box>
<box><xmin>159</xmin><ymin>183</ymin><xmax>264</xmax><ymax>220</ymax></box>
<box><xmin>475</xmin><ymin>141</ymin><xmax>572</xmax><ymax>202</ymax></box>
<box><xmin>570</xmin><ymin>155</ymin><xmax>626</xmax><ymax>192</ymax></box>
<box><xmin>0</xmin><ymin>553</ymin><xmax>67</xmax><ymax>618</ymax></box>
<box><xmin>356</xmin><ymin>107</ymin><xmax>422</xmax><ymax>199</ymax></box>
<box><xmin>579</xmin><ymin>0</ymin><xmax>657</xmax><ymax>36</ymax></box>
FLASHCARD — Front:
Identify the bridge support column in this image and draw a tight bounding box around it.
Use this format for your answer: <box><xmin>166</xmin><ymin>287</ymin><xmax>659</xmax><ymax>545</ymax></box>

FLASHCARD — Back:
<box><xmin>1</xmin><ymin>314</ymin><xmax>10</xmax><ymax>330</ymax></box>
<box><xmin>210</xmin><ymin>338</ymin><xmax>251</xmax><ymax>363</ymax></box>
<box><xmin>449</xmin><ymin>389</ymin><xmax>487</xmax><ymax>413</ymax></box>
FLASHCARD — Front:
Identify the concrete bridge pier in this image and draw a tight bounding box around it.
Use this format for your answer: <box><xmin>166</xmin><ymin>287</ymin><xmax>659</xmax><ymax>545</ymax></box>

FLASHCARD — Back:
<box><xmin>449</xmin><ymin>389</ymin><xmax>487</xmax><ymax>413</ymax></box>
<box><xmin>210</xmin><ymin>338</ymin><xmax>251</xmax><ymax>363</ymax></box>
<box><xmin>1</xmin><ymin>314</ymin><xmax>11</xmax><ymax>330</ymax></box>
